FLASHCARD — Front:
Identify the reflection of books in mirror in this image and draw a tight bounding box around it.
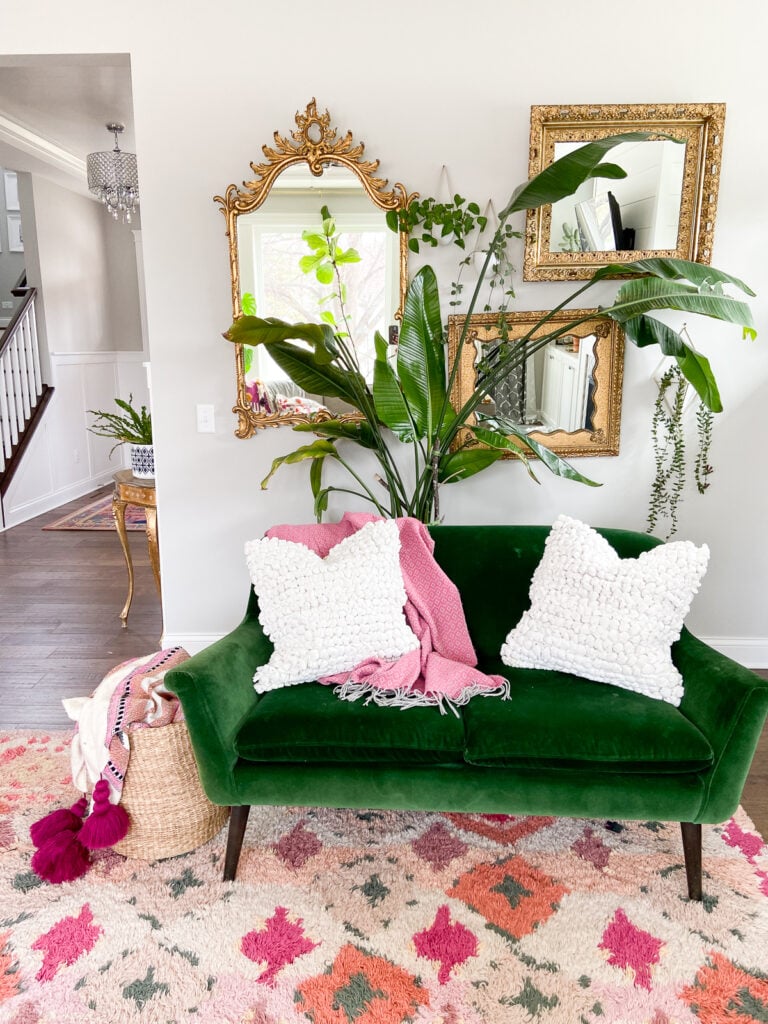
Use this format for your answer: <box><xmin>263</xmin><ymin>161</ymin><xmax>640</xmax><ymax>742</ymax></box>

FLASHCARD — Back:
<box><xmin>574</xmin><ymin>195</ymin><xmax>616</xmax><ymax>251</ymax></box>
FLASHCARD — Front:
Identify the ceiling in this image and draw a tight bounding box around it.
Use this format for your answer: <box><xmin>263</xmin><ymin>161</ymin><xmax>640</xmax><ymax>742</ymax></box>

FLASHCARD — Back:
<box><xmin>0</xmin><ymin>54</ymin><xmax>136</xmax><ymax>196</ymax></box>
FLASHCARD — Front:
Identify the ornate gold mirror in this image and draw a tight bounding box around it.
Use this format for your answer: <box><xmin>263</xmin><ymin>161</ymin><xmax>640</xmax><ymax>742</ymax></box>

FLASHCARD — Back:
<box><xmin>216</xmin><ymin>99</ymin><xmax>414</xmax><ymax>436</ymax></box>
<box><xmin>523</xmin><ymin>103</ymin><xmax>725</xmax><ymax>281</ymax></box>
<box><xmin>448</xmin><ymin>311</ymin><xmax>625</xmax><ymax>458</ymax></box>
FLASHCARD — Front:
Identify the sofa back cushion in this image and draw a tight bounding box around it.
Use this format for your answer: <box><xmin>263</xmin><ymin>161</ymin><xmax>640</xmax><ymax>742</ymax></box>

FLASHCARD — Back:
<box><xmin>428</xmin><ymin>524</ymin><xmax>664</xmax><ymax>661</ymax></box>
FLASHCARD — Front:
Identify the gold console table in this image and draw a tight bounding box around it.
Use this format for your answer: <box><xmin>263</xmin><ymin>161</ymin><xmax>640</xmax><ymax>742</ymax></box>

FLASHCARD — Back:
<box><xmin>112</xmin><ymin>469</ymin><xmax>160</xmax><ymax>627</ymax></box>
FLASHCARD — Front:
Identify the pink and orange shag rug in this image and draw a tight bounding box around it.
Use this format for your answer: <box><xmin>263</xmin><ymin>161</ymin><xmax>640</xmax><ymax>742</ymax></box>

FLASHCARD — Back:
<box><xmin>1</xmin><ymin>730</ymin><xmax>767</xmax><ymax>1024</ymax></box>
<box><xmin>43</xmin><ymin>495</ymin><xmax>146</xmax><ymax>532</ymax></box>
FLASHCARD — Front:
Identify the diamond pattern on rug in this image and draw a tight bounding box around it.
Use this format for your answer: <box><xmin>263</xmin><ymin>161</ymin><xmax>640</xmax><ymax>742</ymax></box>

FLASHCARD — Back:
<box><xmin>296</xmin><ymin>944</ymin><xmax>429</xmax><ymax>1023</ymax></box>
<box><xmin>447</xmin><ymin>855</ymin><xmax>569</xmax><ymax>941</ymax></box>
<box><xmin>1</xmin><ymin>731</ymin><xmax>768</xmax><ymax>1024</ymax></box>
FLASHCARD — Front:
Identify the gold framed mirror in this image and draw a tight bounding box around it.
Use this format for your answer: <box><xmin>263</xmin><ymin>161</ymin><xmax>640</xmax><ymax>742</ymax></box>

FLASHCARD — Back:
<box><xmin>448</xmin><ymin>310</ymin><xmax>625</xmax><ymax>458</ymax></box>
<box><xmin>523</xmin><ymin>103</ymin><xmax>725</xmax><ymax>281</ymax></box>
<box><xmin>215</xmin><ymin>99</ymin><xmax>415</xmax><ymax>436</ymax></box>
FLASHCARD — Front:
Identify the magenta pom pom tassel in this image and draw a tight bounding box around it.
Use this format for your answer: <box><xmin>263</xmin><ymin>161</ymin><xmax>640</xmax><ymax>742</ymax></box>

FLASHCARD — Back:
<box><xmin>78</xmin><ymin>779</ymin><xmax>130</xmax><ymax>850</ymax></box>
<box><xmin>31</xmin><ymin>829</ymin><xmax>91</xmax><ymax>883</ymax></box>
<box><xmin>30</xmin><ymin>796</ymin><xmax>89</xmax><ymax>848</ymax></box>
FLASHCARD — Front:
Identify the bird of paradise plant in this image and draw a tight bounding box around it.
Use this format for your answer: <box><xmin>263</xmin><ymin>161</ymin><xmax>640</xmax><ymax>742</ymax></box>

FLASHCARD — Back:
<box><xmin>225</xmin><ymin>132</ymin><xmax>755</xmax><ymax>523</ymax></box>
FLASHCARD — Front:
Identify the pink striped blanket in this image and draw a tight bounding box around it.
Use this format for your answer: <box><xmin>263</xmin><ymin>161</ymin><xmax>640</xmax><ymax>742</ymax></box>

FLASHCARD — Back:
<box><xmin>266</xmin><ymin>513</ymin><xmax>508</xmax><ymax>713</ymax></box>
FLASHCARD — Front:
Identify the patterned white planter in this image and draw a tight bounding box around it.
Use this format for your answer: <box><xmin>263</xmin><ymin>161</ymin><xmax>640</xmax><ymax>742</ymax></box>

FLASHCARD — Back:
<box><xmin>130</xmin><ymin>443</ymin><xmax>155</xmax><ymax>479</ymax></box>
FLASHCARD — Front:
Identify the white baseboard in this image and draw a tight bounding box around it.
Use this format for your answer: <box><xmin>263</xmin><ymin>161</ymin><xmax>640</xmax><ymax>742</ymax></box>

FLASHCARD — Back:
<box><xmin>699</xmin><ymin>637</ymin><xmax>768</xmax><ymax>670</ymax></box>
<box><xmin>161</xmin><ymin>633</ymin><xmax>225</xmax><ymax>656</ymax></box>
<box><xmin>161</xmin><ymin>632</ymin><xmax>768</xmax><ymax>669</ymax></box>
<box><xmin>2</xmin><ymin>470</ymin><xmax>117</xmax><ymax>530</ymax></box>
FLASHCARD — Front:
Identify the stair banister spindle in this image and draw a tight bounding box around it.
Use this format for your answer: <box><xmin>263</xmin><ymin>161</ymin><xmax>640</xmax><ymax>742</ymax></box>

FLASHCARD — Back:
<box><xmin>19</xmin><ymin>313</ymin><xmax>33</xmax><ymax>419</ymax></box>
<box><xmin>0</xmin><ymin>289</ymin><xmax>55</xmax><ymax>501</ymax></box>
<box><xmin>22</xmin><ymin>312</ymin><xmax>36</xmax><ymax>408</ymax></box>
<box><xmin>9</xmin><ymin>337</ymin><xmax>23</xmax><ymax>436</ymax></box>
<box><xmin>29</xmin><ymin>303</ymin><xmax>42</xmax><ymax>397</ymax></box>
<box><xmin>0</xmin><ymin>354</ymin><xmax>11</xmax><ymax>464</ymax></box>
<box><xmin>15</xmin><ymin>329</ymin><xmax>31</xmax><ymax>422</ymax></box>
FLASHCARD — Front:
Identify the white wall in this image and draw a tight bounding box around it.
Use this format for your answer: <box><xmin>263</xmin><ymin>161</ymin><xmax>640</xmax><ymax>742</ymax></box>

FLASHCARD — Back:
<box><xmin>2</xmin><ymin>167</ymin><xmax>146</xmax><ymax>526</ymax></box>
<box><xmin>3</xmin><ymin>0</ymin><xmax>767</xmax><ymax>661</ymax></box>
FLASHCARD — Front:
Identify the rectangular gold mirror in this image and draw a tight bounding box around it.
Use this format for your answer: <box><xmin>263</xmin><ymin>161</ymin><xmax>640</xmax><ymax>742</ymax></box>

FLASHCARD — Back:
<box><xmin>448</xmin><ymin>310</ymin><xmax>625</xmax><ymax>458</ymax></box>
<box><xmin>523</xmin><ymin>103</ymin><xmax>725</xmax><ymax>281</ymax></box>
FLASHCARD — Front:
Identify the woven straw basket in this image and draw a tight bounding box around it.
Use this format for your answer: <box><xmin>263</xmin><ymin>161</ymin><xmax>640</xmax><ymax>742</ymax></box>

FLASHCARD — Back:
<box><xmin>111</xmin><ymin>720</ymin><xmax>229</xmax><ymax>860</ymax></box>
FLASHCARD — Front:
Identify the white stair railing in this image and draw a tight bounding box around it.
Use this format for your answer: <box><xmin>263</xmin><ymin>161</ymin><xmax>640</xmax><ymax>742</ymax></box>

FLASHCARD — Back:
<box><xmin>0</xmin><ymin>289</ymin><xmax>42</xmax><ymax>475</ymax></box>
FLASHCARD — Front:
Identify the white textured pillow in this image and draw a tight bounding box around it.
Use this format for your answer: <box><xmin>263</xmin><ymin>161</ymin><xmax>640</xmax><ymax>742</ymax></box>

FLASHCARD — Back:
<box><xmin>245</xmin><ymin>519</ymin><xmax>419</xmax><ymax>693</ymax></box>
<box><xmin>501</xmin><ymin>515</ymin><xmax>709</xmax><ymax>705</ymax></box>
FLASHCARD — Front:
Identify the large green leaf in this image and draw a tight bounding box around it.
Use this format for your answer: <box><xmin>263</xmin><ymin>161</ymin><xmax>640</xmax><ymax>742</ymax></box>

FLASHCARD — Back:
<box><xmin>267</xmin><ymin>341</ymin><xmax>364</xmax><ymax>407</ymax></box>
<box><xmin>438</xmin><ymin>446</ymin><xmax>505</xmax><ymax>484</ymax></box>
<box><xmin>226</xmin><ymin>315</ymin><xmax>336</xmax><ymax>350</ymax></box>
<box><xmin>592</xmin><ymin>258</ymin><xmax>755</xmax><ymax>297</ymax></box>
<box><xmin>309</xmin><ymin>457</ymin><xmax>328</xmax><ymax>520</ymax></box>
<box><xmin>623</xmin><ymin>315</ymin><xmax>723</xmax><ymax>412</ymax></box>
<box><xmin>502</xmin><ymin>132</ymin><xmax>676</xmax><ymax>215</ymax></box>
<box><xmin>470</xmin><ymin>425</ymin><xmax>541</xmax><ymax>483</ymax></box>
<box><xmin>372</xmin><ymin>331</ymin><xmax>418</xmax><ymax>441</ymax></box>
<box><xmin>604</xmin><ymin>276</ymin><xmax>755</xmax><ymax>331</ymax></box>
<box><xmin>488</xmin><ymin>416</ymin><xmax>601</xmax><ymax>486</ymax></box>
<box><xmin>397</xmin><ymin>266</ymin><xmax>446</xmax><ymax>438</ymax></box>
<box><xmin>293</xmin><ymin>418</ymin><xmax>379</xmax><ymax>449</ymax></box>
<box><xmin>261</xmin><ymin>439</ymin><xmax>338</xmax><ymax>490</ymax></box>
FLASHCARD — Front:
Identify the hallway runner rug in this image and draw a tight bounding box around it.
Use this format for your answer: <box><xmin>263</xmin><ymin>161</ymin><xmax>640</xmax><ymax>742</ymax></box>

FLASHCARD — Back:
<box><xmin>1</xmin><ymin>731</ymin><xmax>767</xmax><ymax>1023</ymax></box>
<box><xmin>42</xmin><ymin>494</ymin><xmax>146</xmax><ymax>532</ymax></box>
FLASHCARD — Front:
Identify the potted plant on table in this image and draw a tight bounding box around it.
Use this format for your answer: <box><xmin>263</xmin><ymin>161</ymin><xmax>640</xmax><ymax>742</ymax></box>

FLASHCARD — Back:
<box><xmin>225</xmin><ymin>133</ymin><xmax>755</xmax><ymax>523</ymax></box>
<box><xmin>88</xmin><ymin>396</ymin><xmax>154</xmax><ymax>480</ymax></box>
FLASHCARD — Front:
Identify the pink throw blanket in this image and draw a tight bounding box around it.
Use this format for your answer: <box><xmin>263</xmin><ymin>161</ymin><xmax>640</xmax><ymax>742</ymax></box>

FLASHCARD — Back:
<box><xmin>265</xmin><ymin>513</ymin><xmax>508</xmax><ymax>713</ymax></box>
<box><xmin>103</xmin><ymin>648</ymin><xmax>189</xmax><ymax>798</ymax></box>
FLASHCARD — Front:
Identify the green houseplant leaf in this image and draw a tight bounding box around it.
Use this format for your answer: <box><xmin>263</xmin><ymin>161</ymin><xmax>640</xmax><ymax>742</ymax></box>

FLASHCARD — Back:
<box><xmin>261</xmin><ymin>439</ymin><xmax>338</xmax><ymax>490</ymax></box>
<box><xmin>397</xmin><ymin>266</ymin><xmax>446</xmax><ymax>437</ymax></box>
<box><xmin>502</xmin><ymin>132</ymin><xmax>676</xmax><ymax>215</ymax></box>
<box><xmin>372</xmin><ymin>331</ymin><xmax>418</xmax><ymax>442</ymax></box>
<box><xmin>604</xmin><ymin>276</ymin><xmax>754</xmax><ymax>329</ymax></box>
<box><xmin>622</xmin><ymin>315</ymin><xmax>723</xmax><ymax>412</ymax></box>
<box><xmin>476</xmin><ymin>420</ymin><xmax>601</xmax><ymax>487</ymax></box>
<box><xmin>592</xmin><ymin>258</ymin><xmax>756</xmax><ymax>297</ymax></box>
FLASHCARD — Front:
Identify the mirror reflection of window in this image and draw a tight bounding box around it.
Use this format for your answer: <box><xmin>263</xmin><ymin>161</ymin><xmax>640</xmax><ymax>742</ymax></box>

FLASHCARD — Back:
<box><xmin>549</xmin><ymin>140</ymin><xmax>686</xmax><ymax>253</ymax></box>
<box><xmin>237</xmin><ymin>166</ymin><xmax>398</xmax><ymax>410</ymax></box>
<box><xmin>475</xmin><ymin>334</ymin><xmax>598</xmax><ymax>434</ymax></box>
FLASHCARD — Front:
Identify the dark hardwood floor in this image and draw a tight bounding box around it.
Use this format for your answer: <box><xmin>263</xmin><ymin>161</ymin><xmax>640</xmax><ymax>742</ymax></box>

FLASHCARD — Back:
<box><xmin>1</xmin><ymin>492</ymin><xmax>766</xmax><ymax>838</ymax></box>
<box><xmin>0</xmin><ymin>486</ymin><xmax>162</xmax><ymax>730</ymax></box>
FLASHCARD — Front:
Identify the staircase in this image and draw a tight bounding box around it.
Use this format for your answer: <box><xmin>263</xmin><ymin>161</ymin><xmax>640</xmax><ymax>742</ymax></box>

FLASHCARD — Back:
<box><xmin>0</xmin><ymin>282</ymin><xmax>53</xmax><ymax>522</ymax></box>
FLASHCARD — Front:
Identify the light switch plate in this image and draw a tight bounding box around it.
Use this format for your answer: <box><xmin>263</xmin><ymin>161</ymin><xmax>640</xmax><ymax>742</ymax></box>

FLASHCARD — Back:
<box><xmin>196</xmin><ymin>404</ymin><xmax>215</xmax><ymax>433</ymax></box>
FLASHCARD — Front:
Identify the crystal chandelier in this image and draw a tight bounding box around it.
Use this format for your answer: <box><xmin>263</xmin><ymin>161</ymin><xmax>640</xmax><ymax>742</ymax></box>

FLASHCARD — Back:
<box><xmin>87</xmin><ymin>123</ymin><xmax>139</xmax><ymax>223</ymax></box>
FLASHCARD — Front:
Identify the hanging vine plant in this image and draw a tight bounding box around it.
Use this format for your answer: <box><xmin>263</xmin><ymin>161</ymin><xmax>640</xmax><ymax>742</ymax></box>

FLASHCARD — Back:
<box><xmin>647</xmin><ymin>362</ymin><xmax>716</xmax><ymax>539</ymax></box>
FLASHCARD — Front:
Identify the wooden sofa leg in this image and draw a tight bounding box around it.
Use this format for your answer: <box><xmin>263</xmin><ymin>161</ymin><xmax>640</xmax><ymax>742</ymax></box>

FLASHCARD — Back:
<box><xmin>680</xmin><ymin>822</ymin><xmax>702</xmax><ymax>901</ymax></box>
<box><xmin>223</xmin><ymin>805</ymin><xmax>250</xmax><ymax>882</ymax></box>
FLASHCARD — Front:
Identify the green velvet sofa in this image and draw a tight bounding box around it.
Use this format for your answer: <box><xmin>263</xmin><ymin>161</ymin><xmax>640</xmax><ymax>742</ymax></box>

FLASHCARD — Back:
<box><xmin>166</xmin><ymin>524</ymin><xmax>768</xmax><ymax>900</ymax></box>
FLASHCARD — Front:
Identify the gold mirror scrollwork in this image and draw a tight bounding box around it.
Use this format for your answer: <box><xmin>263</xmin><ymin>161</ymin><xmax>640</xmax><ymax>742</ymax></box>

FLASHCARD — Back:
<box><xmin>215</xmin><ymin>99</ymin><xmax>416</xmax><ymax>437</ymax></box>
<box><xmin>523</xmin><ymin>102</ymin><xmax>726</xmax><ymax>281</ymax></box>
<box><xmin>448</xmin><ymin>310</ymin><xmax>625</xmax><ymax>459</ymax></box>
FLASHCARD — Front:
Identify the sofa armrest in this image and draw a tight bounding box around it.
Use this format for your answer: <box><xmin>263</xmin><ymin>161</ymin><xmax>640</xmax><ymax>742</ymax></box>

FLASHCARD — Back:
<box><xmin>674</xmin><ymin>628</ymin><xmax>768</xmax><ymax>822</ymax></box>
<box><xmin>165</xmin><ymin>617</ymin><xmax>273</xmax><ymax>804</ymax></box>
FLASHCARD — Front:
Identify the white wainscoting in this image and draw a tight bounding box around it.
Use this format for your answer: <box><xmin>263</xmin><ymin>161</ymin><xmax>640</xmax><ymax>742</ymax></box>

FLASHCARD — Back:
<box><xmin>1</xmin><ymin>350</ymin><xmax>149</xmax><ymax>530</ymax></box>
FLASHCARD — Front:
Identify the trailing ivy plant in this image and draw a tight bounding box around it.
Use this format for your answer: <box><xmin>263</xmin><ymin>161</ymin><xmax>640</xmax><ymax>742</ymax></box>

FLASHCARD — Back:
<box><xmin>648</xmin><ymin>365</ymin><xmax>688</xmax><ymax>539</ymax></box>
<box><xmin>225</xmin><ymin>132</ymin><xmax>756</xmax><ymax>525</ymax></box>
<box><xmin>386</xmin><ymin>194</ymin><xmax>487</xmax><ymax>253</ymax></box>
<box><xmin>647</xmin><ymin>363</ymin><xmax>717</xmax><ymax>539</ymax></box>
<box><xmin>694</xmin><ymin>401</ymin><xmax>715</xmax><ymax>494</ymax></box>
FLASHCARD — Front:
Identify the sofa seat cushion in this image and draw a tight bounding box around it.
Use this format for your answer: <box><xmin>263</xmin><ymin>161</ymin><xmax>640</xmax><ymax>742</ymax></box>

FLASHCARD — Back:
<box><xmin>235</xmin><ymin>682</ymin><xmax>466</xmax><ymax>765</ymax></box>
<box><xmin>464</xmin><ymin>663</ymin><xmax>713</xmax><ymax>773</ymax></box>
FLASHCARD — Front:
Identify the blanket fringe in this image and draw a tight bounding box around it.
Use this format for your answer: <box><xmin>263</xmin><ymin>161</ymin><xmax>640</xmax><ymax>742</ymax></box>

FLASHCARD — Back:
<box><xmin>332</xmin><ymin>678</ymin><xmax>510</xmax><ymax>718</ymax></box>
